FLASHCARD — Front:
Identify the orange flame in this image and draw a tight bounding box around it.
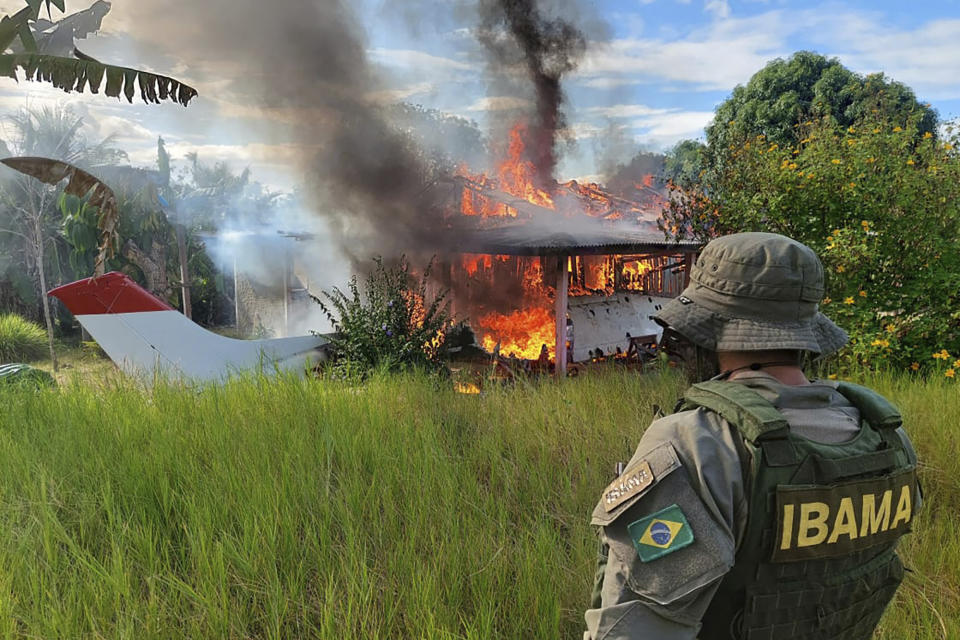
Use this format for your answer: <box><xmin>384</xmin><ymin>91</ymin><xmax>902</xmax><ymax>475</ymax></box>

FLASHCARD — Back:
<box><xmin>477</xmin><ymin>306</ymin><xmax>555</xmax><ymax>360</ymax></box>
<box><xmin>451</xmin><ymin>124</ymin><xmax>674</xmax><ymax>362</ymax></box>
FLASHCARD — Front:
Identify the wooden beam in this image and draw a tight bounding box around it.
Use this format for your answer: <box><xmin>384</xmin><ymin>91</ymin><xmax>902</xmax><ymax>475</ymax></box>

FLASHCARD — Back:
<box><xmin>555</xmin><ymin>254</ymin><xmax>569</xmax><ymax>378</ymax></box>
<box><xmin>175</xmin><ymin>224</ymin><xmax>192</xmax><ymax>320</ymax></box>
<box><xmin>683</xmin><ymin>251</ymin><xmax>697</xmax><ymax>288</ymax></box>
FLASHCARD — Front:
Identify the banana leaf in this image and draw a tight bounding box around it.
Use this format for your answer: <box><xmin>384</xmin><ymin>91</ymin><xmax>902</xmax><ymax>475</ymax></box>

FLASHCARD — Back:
<box><xmin>0</xmin><ymin>52</ymin><xmax>196</xmax><ymax>105</ymax></box>
<box><xmin>0</xmin><ymin>156</ymin><xmax>119</xmax><ymax>275</ymax></box>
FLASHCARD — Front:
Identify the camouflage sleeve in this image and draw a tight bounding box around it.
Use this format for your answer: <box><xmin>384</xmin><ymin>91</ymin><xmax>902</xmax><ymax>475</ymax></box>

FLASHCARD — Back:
<box><xmin>583</xmin><ymin>409</ymin><xmax>748</xmax><ymax>640</ymax></box>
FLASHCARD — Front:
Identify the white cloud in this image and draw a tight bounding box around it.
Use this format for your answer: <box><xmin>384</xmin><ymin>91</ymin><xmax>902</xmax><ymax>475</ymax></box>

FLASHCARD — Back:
<box><xmin>367</xmin><ymin>48</ymin><xmax>473</xmax><ymax>72</ymax></box>
<box><xmin>631</xmin><ymin>110</ymin><xmax>714</xmax><ymax>141</ymax></box>
<box><xmin>464</xmin><ymin>96</ymin><xmax>532</xmax><ymax>112</ymax></box>
<box><xmin>578</xmin><ymin>77</ymin><xmax>644</xmax><ymax>90</ymax></box>
<box><xmin>367</xmin><ymin>82</ymin><xmax>435</xmax><ymax>104</ymax></box>
<box><xmin>577</xmin><ymin>12</ymin><xmax>792</xmax><ymax>91</ymax></box>
<box><xmin>818</xmin><ymin>19</ymin><xmax>960</xmax><ymax>100</ymax></box>
<box><xmin>584</xmin><ymin>104</ymin><xmax>673</xmax><ymax>118</ymax></box>
<box><xmin>576</xmin><ymin>8</ymin><xmax>960</xmax><ymax>101</ymax></box>
<box><xmin>704</xmin><ymin>0</ymin><xmax>731</xmax><ymax>20</ymax></box>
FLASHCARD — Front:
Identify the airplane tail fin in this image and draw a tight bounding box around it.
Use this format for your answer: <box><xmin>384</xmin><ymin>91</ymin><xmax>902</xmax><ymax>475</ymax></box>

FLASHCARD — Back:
<box><xmin>49</xmin><ymin>272</ymin><xmax>329</xmax><ymax>382</ymax></box>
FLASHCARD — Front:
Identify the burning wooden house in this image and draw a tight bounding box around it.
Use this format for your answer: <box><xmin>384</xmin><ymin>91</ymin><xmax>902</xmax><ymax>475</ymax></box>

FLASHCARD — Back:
<box><xmin>427</xmin><ymin>125</ymin><xmax>700</xmax><ymax>375</ymax></box>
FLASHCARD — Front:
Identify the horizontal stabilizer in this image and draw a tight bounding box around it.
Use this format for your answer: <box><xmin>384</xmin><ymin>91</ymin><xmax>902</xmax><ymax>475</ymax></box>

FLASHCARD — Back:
<box><xmin>49</xmin><ymin>272</ymin><xmax>330</xmax><ymax>382</ymax></box>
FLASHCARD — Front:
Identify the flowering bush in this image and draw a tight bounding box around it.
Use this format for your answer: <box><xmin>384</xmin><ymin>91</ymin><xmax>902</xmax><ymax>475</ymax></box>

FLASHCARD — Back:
<box><xmin>314</xmin><ymin>257</ymin><xmax>450</xmax><ymax>376</ymax></box>
<box><xmin>664</xmin><ymin>109</ymin><xmax>960</xmax><ymax>376</ymax></box>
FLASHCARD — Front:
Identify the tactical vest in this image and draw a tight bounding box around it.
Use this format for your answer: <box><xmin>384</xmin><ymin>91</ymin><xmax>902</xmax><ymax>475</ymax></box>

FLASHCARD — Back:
<box><xmin>681</xmin><ymin>381</ymin><xmax>918</xmax><ymax>640</ymax></box>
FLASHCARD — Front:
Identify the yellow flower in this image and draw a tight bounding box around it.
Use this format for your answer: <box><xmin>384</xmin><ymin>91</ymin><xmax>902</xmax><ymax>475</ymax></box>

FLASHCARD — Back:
<box><xmin>781</xmin><ymin>160</ymin><xmax>790</xmax><ymax>169</ymax></box>
<box><xmin>945</xmin><ymin>143</ymin><xmax>955</xmax><ymax>150</ymax></box>
<box><xmin>871</xmin><ymin>339</ymin><xmax>883</xmax><ymax>347</ymax></box>
<box><xmin>828</xmin><ymin>373</ymin><xmax>838</xmax><ymax>380</ymax></box>
<box><xmin>831</xmin><ymin>159</ymin><xmax>841</xmax><ymax>164</ymax></box>
<box><xmin>768</xmin><ymin>143</ymin><xmax>778</xmax><ymax>151</ymax></box>
<box><xmin>954</xmin><ymin>359</ymin><xmax>960</xmax><ymax>369</ymax></box>
<box><xmin>849</xmin><ymin>182</ymin><xmax>857</xmax><ymax>188</ymax></box>
<box><xmin>885</xmin><ymin>324</ymin><xmax>896</xmax><ymax>333</ymax></box>
<box><xmin>800</xmin><ymin>138</ymin><xmax>811</xmax><ymax>144</ymax></box>
<box><xmin>844</xmin><ymin>296</ymin><xmax>855</xmax><ymax>305</ymax></box>
<box><xmin>832</xmin><ymin>229</ymin><xmax>842</xmax><ymax>235</ymax></box>
<box><xmin>822</xmin><ymin>297</ymin><xmax>832</xmax><ymax>305</ymax></box>
<box><xmin>728</xmin><ymin>120</ymin><xmax>735</xmax><ymax>125</ymax></box>
<box><xmin>910</xmin><ymin>362</ymin><xmax>920</xmax><ymax>371</ymax></box>
<box><xmin>807</xmin><ymin>173</ymin><xmax>815</xmax><ymax>179</ymax></box>
<box><xmin>906</xmin><ymin>159</ymin><xmax>915</xmax><ymax>165</ymax></box>
<box><xmin>836</xmin><ymin>265</ymin><xmax>846</xmax><ymax>273</ymax></box>
<box><xmin>923</xmin><ymin>131</ymin><xmax>933</xmax><ymax>139</ymax></box>
<box><xmin>847</xmin><ymin>126</ymin><xmax>856</xmax><ymax>133</ymax></box>
<box><xmin>861</xmin><ymin>220</ymin><xmax>870</xmax><ymax>229</ymax></box>
<box><xmin>865</xmin><ymin>156</ymin><xmax>876</xmax><ymax>163</ymax></box>
<box><xmin>942</xmin><ymin>349</ymin><xmax>951</xmax><ymax>359</ymax></box>
<box><xmin>788</xmin><ymin>162</ymin><xmax>797</xmax><ymax>169</ymax></box>
<box><xmin>872</xmin><ymin>128</ymin><xmax>881</xmax><ymax>134</ymax></box>
<box><xmin>893</xmin><ymin>126</ymin><xmax>903</xmax><ymax>132</ymax></box>
<box><xmin>858</xmin><ymin>290</ymin><xmax>867</xmax><ymax>297</ymax></box>
<box><xmin>946</xmin><ymin>369</ymin><xmax>955</xmax><ymax>378</ymax></box>
<box><xmin>847</xmin><ymin>139</ymin><xmax>856</xmax><ymax>146</ymax></box>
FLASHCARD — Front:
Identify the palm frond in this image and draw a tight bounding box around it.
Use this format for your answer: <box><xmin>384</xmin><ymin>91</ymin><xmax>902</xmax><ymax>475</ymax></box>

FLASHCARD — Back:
<box><xmin>0</xmin><ymin>53</ymin><xmax>196</xmax><ymax>106</ymax></box>
<box><xmin>0</xmin><ymin>155</ymin><xmax>118</xmax><ymax>276</ymax></box>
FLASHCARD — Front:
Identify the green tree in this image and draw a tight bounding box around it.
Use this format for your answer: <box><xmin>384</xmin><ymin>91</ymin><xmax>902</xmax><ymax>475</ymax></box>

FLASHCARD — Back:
<box><xmin>663</xmin><ymin>111</ymin><xmax>960</xmax><ymax>374</ymax></box>
<box><xmin>0</xmin><ymin>104</ymin><xmax>122</xmax><ymax>366</ymax></box>
<box><xmin>663</xmin><ymin>139</ymin><xmax>707</xmax><ymax>188</ymax></box>
<box><xmin>706</xmin><ymin>51</ymin><xmax>937</xmax><ymax>152</ymax></box>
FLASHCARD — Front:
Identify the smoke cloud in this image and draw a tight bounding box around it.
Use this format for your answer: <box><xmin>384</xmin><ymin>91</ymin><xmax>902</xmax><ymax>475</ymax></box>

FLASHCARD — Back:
<box><xmin>476</xmin><ymin>0</ymin><xmax>587</xmax><ymax>191</ymax></box>
<box><xmin>114</xmin><ymin>0</ymin><xmax>601</xmax><ymax>327</ymax></box>
<box><xmin>115</xmin><ymin>0</ymin><xmax>444</xmax><ymax>266</ymax></box>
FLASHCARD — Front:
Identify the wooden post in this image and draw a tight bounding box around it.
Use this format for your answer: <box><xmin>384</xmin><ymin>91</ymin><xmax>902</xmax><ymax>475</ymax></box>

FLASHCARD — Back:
<box><xmin>175</xmin><ymin>224</ymin><xmax>192</xmax><ymax>319</ymax></box>
<box><xmin>233</xmin><ymin>255</ymin><xmax>241</xmax><ymax>332</ymax></box>
<box><xmin>555</xmin><ymin>253</ymin><xmax>569</xmax><ymax>378</ymax></box>
<box><xmin>282</xmin><ymin>250</ymin><xmax>290</xmax><ymax>338</ymax></box>
<box><xmin>683</xmin><ymin>251</ymin><xmax>697</xmax><ymax>288</ymax></box>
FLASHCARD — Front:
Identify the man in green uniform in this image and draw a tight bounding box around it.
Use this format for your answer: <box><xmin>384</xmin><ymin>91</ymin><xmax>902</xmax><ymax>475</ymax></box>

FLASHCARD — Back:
<box><xmin>584</xmin><ymin>232</ymin><xmax>920</xmax><ymax>640</ymax></box>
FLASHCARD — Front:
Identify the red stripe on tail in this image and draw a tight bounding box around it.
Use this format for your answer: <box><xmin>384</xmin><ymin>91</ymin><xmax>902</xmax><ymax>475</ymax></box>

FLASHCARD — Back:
<box><xmin>48</xmin><ymin>272</ymin><xmax>175</xmax><ymax>315</ymax></box>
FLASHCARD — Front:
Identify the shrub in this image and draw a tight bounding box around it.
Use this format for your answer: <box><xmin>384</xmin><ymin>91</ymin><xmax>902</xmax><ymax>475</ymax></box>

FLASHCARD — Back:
<box><xmin>314</xmin><ymin>257</ymin><xmax>450</xmax><ymax>376</ymax></box>
<box><xmin>0</xmin><ymin>313</ymin><xmax>48</xmax><ymax>362</ymax></box>
<box><xmin>664</xmin><ymin>109</ymin><xmax>960</xmax><ymax>375</ymax></box>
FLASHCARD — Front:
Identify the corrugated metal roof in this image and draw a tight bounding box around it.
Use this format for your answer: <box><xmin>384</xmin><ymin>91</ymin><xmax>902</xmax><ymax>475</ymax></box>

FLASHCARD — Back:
<box><xmin>435</xmin><ymin>175</ymin><xmax>701</xmax><ymax>255</ymax></box>
<box><xmin>441</xmin><ymin>218</ymin><xmax>701</xmax><ymax>256</ymax></box>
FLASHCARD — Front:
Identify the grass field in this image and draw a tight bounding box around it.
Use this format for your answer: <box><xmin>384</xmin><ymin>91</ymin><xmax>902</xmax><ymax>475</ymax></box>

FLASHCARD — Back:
<box><xmin>0</xmin><ymin>363</ymin><xmax>956</xmax><ymax>638</ymax></box>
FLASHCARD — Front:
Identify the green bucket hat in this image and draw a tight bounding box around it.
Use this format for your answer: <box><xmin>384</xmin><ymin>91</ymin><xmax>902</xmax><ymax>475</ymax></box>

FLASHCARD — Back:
<box><xmin>654</xmin><ymin>232</ymin><xmax>848</xmax><ymax>355</ymax></box>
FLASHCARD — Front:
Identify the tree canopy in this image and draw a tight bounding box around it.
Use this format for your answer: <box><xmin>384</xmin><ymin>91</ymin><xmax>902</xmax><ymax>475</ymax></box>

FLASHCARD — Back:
<box><xmin>706</xmin><ymin>51</ymin><xmax>937</xmax><ymax>151</ymax></box>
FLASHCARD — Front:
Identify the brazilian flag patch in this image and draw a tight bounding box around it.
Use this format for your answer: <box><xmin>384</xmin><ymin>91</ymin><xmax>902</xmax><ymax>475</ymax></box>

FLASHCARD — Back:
<box><xmin>627</xmin><ymin>504</ymin><xmax>694</xmax><ymax>562</ymax></box>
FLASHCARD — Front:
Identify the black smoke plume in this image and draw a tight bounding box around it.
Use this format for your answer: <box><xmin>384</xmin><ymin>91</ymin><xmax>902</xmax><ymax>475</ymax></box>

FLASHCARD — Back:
<box><xmin>477</xmin><ymin>0</ymin><xmax>587</xmax><ymax>191</ymax></box>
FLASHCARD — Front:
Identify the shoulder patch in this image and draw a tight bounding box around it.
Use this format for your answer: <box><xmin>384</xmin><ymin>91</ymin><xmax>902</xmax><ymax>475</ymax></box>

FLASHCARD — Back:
<box><xmin>602</xmin><ymin>460</ymin><xmax>654</xmax><ymax>512</ymax></box>
<box><xmin>591</xmin><ymin>441</ymin><xmax>682</xmax><ymax>526</ymax></box>
<box><xmin>628</xmin><ymin>504</ymin><xmax>695</xmax><ymax>562</ymax></box>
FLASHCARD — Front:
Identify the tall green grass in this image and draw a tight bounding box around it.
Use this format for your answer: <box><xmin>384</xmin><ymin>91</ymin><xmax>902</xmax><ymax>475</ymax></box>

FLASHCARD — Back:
<box><xmin>0</xmin><ymin>313</ymin><xmax>46</xmax><ymax>362</ymax></box>
<box><xmin>0</xmin><ymin>370</ymin><xmax>955</xmax><ymax>638</ymax></box>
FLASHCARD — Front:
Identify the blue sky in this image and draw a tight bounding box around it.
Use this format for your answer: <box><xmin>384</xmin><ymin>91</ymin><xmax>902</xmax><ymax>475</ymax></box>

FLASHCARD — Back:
<box><xmin>1</xmin><ymin>0</ymin><xmax>959</xmax><ymax>188</ymax></box>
